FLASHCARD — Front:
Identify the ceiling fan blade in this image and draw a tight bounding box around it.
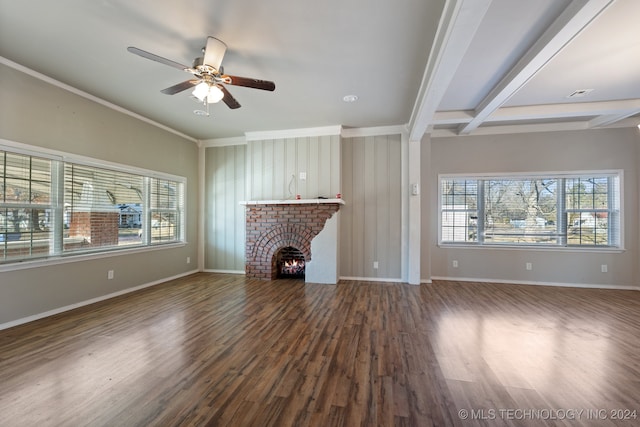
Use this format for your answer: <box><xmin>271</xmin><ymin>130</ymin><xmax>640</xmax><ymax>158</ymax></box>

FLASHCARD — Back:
<box><xmin>203</xmin><ymin>37</ymin><xmax>227</xmax><ymax>71</ymax></box>
<box><xmin>222</xmin><ymin>75</ymin><xmax>276</xmax><ymax>91</ymax></box>
<box><xmin>220</xmin><ymin>86</ymin><xmax>241</xmax><ymax>109</ymax></box>
<box><xmin>127</xmin><ymin>46</ymin><xmax>191</xmax><ymax>71</ymax></box>
<box><xmin>160</xmin><ymin>79</ymin><xmax>200</xmax><ymax>95</ymax></box>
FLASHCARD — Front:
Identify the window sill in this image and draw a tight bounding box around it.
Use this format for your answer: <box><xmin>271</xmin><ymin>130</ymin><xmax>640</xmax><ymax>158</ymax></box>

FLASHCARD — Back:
<box><xmin>437</xmin><ymin>243</ymin><xmax>625</xmax><ymax>253</ymax></box>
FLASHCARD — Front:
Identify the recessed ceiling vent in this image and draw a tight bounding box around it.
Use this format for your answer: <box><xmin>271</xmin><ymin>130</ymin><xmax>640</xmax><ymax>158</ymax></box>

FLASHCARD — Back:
<box><xmin>566</xmin><ymin>89</ymin><xmax>594</xmax><ymax>98</ymax></box>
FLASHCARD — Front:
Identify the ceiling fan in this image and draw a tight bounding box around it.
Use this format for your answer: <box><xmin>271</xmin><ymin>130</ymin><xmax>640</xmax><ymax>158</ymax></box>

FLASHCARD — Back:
<box><xmin>127</xmin><ymin>36</ymin><xmax>275</xmax><ymax>111</ymax></box>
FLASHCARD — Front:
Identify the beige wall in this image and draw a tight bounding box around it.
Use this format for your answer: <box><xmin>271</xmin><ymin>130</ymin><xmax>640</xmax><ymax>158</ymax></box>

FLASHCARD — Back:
<box><xmin>0</xmin><ymin>63</ymin><xmax>199</xmax><ymax>326</ymax></box>
<box><xmin>426</xmin><ymin>128</ymin><xmax>640</xmax><ymax>288</ymax></box>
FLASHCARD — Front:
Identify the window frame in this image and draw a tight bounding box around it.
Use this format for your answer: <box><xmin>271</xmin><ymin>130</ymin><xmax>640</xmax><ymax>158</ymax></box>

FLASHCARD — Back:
<box><xmin>438</xmin><ymin>170</ymin><xmax>624</xmax><ymax>251</ymax></box>
<box><xmin>0</xmin><ymin>139</ymin><xmax>187</xmax><ymax>270</ymax></box>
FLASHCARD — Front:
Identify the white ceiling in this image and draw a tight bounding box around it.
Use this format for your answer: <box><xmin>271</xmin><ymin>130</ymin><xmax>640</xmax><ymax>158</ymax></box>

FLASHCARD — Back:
<box><xmin>1</xmin><ymin>0</ymin><xmax>639</xmax><ymax>142</ymax></box>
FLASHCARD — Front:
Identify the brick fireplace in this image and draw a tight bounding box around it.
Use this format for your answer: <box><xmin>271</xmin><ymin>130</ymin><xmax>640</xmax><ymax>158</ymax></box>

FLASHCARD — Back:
<box><xmin>242</xmin><ymin>199</ymin><xmax>343</xmax><ymax>283</ymax></box>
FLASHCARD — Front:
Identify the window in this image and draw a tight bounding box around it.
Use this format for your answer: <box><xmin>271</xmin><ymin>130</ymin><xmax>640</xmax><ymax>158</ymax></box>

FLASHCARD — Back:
<box><xmin>0</xmin><ymin>152</ymin><xmax>54</xmax><ymax>261</ymax></box>
<box><xmin>148</xmin><ymin>178</ymin><xmax>182</xmax><ymax>243</ymax></box>
<box><xmin>439</xmin><ymin>172</ymin><xmax>621</xmax><ymax>249</ymax></box>
<box><xmin>1</xmin><ymin>144</ymin><xmax>185</xmax><ymax>265</ymax></box>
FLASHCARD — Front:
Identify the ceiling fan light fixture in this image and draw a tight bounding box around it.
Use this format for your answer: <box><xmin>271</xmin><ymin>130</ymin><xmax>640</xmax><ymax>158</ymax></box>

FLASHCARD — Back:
<box><xmin>193</xmin><ymin>82</ymin><xmax>224</xmax><ymax>104</ymax></box>
<box><xmin>192</xmin><ymin>82</ymin><xmax>210</xmax><ymax>101</ymax></box>
<box><xmin>207</xmin><ymin>85</ymin><xmax>224</xmax><ymax>103</ymax></box>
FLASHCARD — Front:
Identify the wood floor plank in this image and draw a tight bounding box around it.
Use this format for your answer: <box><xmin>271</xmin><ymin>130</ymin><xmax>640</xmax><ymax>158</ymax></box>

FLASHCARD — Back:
<box><xmin>1</xmin><ymin>274</ymin><xmax>640</xmax><ymax>426</ymax></box>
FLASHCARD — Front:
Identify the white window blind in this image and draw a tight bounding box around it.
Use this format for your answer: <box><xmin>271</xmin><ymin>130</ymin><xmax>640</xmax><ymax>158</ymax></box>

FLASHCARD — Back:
<box><xmin>147</xmin><ymin>177</ymin><xmax>184</xmax><ymax>244</ymax></box>
<box><xmin>64</xmin><ymin>163</ymin><xmax>146</xmax><ymax>252</ymax></box>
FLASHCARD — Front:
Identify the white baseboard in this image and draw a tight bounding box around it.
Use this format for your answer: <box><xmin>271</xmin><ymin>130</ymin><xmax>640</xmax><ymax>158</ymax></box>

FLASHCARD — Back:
<box><xmin>0</xmin><ymin>269</ymin><xmax>199</xmax><ymax>331</ymax></box>
<box><xmin>339</xmin><ymin>276</ymin><xmax>403</xmax><ymax>283</ymax></box>
<box><xmin>429</xmin><ymin>276</ymin><xmax>639</xmax><ymax>291</ymax></box>
<box><xmin>202</xmin><ymin>269</ymin><xmax>246</xmax><ymax>275</ymax></box>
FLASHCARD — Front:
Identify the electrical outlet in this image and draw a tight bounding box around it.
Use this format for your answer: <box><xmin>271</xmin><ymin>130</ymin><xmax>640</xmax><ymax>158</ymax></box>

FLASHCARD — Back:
<box><xmin>187</xmin><ymin>257</ymin><xmax>191</xmax><ymax>264</ymax></box>
<box><xmin>107</xmin><ymin>270</ymin><xmax>114</xmax><ymax>280</ymax></box>
<box><xmin>601</xmin><ymin>264</ymin><xmax>608</xmax><ymax>273</ymax></box>
<box><xmin>452</xmin><ymin>260</ymin><xmax>459</xmax><ymax>268</ymax></box>
<box><xmin>525</xmin><ymin>262</ymin><xmax>532</xmax><ymax>271</ymax></box>
<box><xmin>299</xmin><ymin>172</ymin><xmax>307</xmax><ymax>180</ymax></box>
<box><xmin>373</xmin><ymin>261</ymin><xmax>379</xmax><ymax>269</ymax></box>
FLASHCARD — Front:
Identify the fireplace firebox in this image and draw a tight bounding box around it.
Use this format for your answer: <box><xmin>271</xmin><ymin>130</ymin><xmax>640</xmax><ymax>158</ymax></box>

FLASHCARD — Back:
<box><xmin>276</xmin><ymin>246</ymin><xmax>306</xmax><ymax>278</ymax></box>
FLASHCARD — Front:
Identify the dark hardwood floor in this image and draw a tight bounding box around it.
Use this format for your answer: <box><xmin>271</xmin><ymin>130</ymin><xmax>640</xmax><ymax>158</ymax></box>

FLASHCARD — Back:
<box><xmin>1</xmin><ymin>273</ymin><xmax>639</xmax><ymax>426</ymax></box>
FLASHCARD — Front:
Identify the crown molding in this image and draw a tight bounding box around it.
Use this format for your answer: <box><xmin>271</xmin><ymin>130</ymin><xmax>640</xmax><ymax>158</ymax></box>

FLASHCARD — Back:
<box><xmin>341</xmin><ymin>125</ymin><xmax>407</xmax><ymax>138</ymax></box>
<box><xmin>200</xmin><ymin>136</ymin><xmax>247</xmax><ymax>147</ymax></box>
<box><xmin>245</xmin><ymin>125</ymin><xmax>342</xmax><ymax>141</ymax></box>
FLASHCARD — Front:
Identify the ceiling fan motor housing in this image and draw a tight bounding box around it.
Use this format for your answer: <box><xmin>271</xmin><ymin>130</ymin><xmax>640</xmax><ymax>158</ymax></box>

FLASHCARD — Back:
<box><xmin>192</xmin><ymin>57</ymin><xmax>218</xmax><ymax>75</ymax></box>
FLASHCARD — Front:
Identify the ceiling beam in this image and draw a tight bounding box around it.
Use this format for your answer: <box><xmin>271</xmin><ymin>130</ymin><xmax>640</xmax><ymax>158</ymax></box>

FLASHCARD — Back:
<box><xmin>407</xmin><ymin>0</ymin><xmax>492</xmax><ymax>141</ymax></box>
<box><xmin>589</xmin><ymin>109</ymin><xmax>640</xmax><ymax>128</ymax></box>
<box><xmin>457</xmin><ymin>0</ymin><xmax>616</xmax><ymax>135</ymax></box>
<box><xmin>432</xmin><ymin>115</ymin><xmax>640</xmax><ymax>138</ymax></box>
<box><xmin>432</xmin><ymin>99</ymin><xmax>640</xmax><ymax>125</ymax></box>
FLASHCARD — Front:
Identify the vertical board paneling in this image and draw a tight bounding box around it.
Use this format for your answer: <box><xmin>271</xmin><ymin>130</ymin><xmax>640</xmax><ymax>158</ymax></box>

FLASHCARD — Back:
<box><xmin>340</xmin><ymin>134</ymin><xmax>402</xmax><ymax>279</ymax></box>
<box><xmin>350</xmin><ymin>137</ymin><xmax>366</xmax><ymax>275</ymax></box>
<box><xmin>246</xmin><ymin>142</ymin><xmax>260</xmax><ymax>200</ymax></box>
<box><xmin>205</xmin><ymin>132</ymin><xmax>401</xmax><ymax>279</ymax></box>
<box><xmin>317</xmin><ymin>135</ymin><xmax>329</xmax><ymax>197</ymax></box>
<box><xmin>205</xmin><ymin>145</ymin><xmax>246</xmax><ymax>271</ymax></box>
<box><xmin>363</xmin><ymin>136</ymin><xmax>376</xmax><ymax>277</ymax></box>
<box><xmin>223</xmin><ymin>146</ymin><xmax>234</xmax><ymax>268</ymax></box>
<box><xmin>388</xmin><ymin>135</ymin><xmax>402</xmax><ymax>278</ymax></box>
<box><xmin>375</xmin><ymin>137</ymin><xmax>390</xmax><ymax>277</ymax></box>
<box><xmin>285</xmin><ymin>139</ymin><xmax>297</xmax><ymax>198</ymax></box>
<box><xmin>246</xmin><ymin>142</ymin><xmax>253</xmax><ymax>199</ymax></box>
<box><xmin>273</xmin><ymin>139</ymin><xmax>286</xmax><ymax>199</ymax></box>
<box><xmin>308</xmin><ymin>136</ymin><xmax>319</xmax><ymax>197</ymax></box>
<box><xmin>246</xmin><ymin>135</ymin><xmax>341</xmax><ymax>200</ymax></box>
<box><xmin>340</xmin><ymin>139</ymin><xmax>353</xmax><ymax>275</ymax></box>
<box><xmin>263</xmin><ymin>139</ymin><xmax>274</xmax><ymax>198</ymax></box>
<box><xmin>296</xmin><ymin>137</ymin><xmax>309</xmax><ymax>197</ymax></box>
<box><xmin>331</xmin><ymin>136</ymin><xmax>341</xmax><ymax>196</ymax></box>
<box><xmin>234</xmin><ymin>146</ymin><xmax>246</xmax><ymax>269</ymax></box>
<box><xmin>207</xmin><ymin>147</ymin><xmax>220</xmax><ymax>264</ymax></box>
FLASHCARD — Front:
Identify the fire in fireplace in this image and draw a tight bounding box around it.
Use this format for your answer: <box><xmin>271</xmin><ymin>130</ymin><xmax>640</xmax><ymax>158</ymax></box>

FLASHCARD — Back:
<box><xmin>276</xmin><ymin>246</ymin><xmax>306</xmax><ymax>278</ymax></box>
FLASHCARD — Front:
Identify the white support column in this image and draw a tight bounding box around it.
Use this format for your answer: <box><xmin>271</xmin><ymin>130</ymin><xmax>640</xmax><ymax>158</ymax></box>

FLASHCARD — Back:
<box><xmin>421</xmin><ymin>135</ymin><xmax>432</xmax><ymax>284</ymax></box>
<box><xmin>407</xmin><ymin>138</ymin><xmax>421</xmax><ymax>285</ymax></box>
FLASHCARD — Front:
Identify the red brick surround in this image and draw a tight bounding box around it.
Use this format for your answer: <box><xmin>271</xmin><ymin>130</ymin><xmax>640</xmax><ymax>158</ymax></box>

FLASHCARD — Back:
<box><xmin>245</xmin><ymin>202</ymin><xmax>341</xmax><ymax>279</ymax></box>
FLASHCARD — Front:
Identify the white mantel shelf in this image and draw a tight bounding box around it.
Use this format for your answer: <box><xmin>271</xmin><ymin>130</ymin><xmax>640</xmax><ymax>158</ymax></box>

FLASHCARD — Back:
<box><xmin>240</xmin><ymin>198</ymin><xmax>345</xmax><ymax>206</ymax></box>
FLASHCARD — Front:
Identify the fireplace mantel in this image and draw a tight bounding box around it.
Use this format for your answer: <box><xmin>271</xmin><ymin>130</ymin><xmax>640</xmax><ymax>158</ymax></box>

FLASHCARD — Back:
<box><xmin>240</xmin><ymin>198</ymin><xmax>344</xmax><ymax>206</ymax></box>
